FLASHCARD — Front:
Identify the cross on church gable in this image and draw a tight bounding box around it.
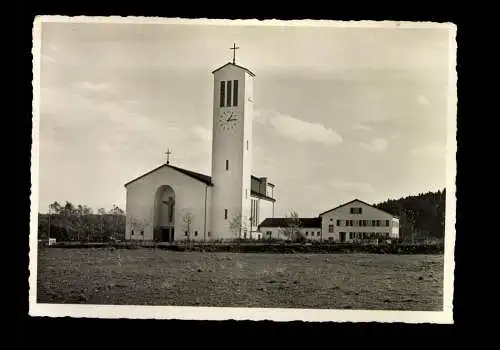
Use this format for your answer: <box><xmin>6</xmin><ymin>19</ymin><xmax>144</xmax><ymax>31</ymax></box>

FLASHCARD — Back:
<box><xmin>230</xmin><ymin>43</ymin><xmax>239</xmax><ymax>64</ymax></box>
<box><xmin>164</xmin><ymin>149</ymin><xmax>172</xmax><ymax>165</ymax></box>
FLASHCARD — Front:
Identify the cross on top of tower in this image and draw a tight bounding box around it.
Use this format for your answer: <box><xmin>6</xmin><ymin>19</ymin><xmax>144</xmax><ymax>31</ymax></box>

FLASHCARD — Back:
<box><xmin>164</xmin><ymin>149</ymin><xmax>172</xmax><ymax>165</ymax></box>
<box><xmin>230</xmin><ymin>43</ymin><xmax>239</xmax><ymax>64</ymax></box>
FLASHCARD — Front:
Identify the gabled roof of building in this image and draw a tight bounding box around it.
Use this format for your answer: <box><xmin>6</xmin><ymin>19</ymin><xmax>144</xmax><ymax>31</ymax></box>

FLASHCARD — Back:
<box><xmin>167</xmin><ymin>164</ymin><xmax>213</xmax><ymax>186</ymax></box>
<box><xmin>212</xmin><ymin>62</ymin><xmax>256</xmax><ymax>77</ymax></box>
<box><xmin>124</xmin><ymin>163</ymin><xmax>213</xmax><ymax>187</ymax></box>
<box><xmin>258</xmin><ymin>217</ymin><xmax>321</xmax><ymax>229</ymax></box>
<box><xmin>318</xmin><ymin>198</ymin><xmax>399</xmax><ymax>218</ymax></box>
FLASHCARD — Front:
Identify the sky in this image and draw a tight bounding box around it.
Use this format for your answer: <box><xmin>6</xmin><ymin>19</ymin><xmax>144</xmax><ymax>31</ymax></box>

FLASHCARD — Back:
<box><xmin>36</xmin><ymin>19</ymin><xmax>455</xmax><ymax>217</ymax></box>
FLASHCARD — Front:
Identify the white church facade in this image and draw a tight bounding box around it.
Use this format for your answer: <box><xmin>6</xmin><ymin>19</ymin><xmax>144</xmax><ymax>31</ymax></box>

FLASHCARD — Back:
<box><xmin>124</xmin><ymin>55</ymin><xmax>276</xmax><ymax>242</ymax></box>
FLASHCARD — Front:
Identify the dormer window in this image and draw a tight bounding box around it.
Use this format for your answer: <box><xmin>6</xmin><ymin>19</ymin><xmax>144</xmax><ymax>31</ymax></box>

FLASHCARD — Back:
<box><xmin>350</xmin><ymin>207</ymin><xmax>362</xmax><ymax>214</ymax></box>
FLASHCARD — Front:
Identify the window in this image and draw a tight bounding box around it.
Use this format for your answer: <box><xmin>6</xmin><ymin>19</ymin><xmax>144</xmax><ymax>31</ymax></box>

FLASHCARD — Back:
<box><xmin>226</xmin><ymin>159</ymin><xmax>229</xmax><ymax>170</ymax></box>
<box><xmin>251</xmin><ymin>200</ymin><xmax>259</xmax><ymax>226</ymax></box>
<box><xmin>220</xmin><ymin>81</ymin><xmax>225</xmax><ymax>107</ymax></box>
<box><xmin>305</xmin><ymin>231</ymin><xmax>309</xmax><ymax>236</ymax></box>
<box><xmin>350</xmin><ymin>220</ymin><xmax>353</xmax><ymax>226</ymax></box>
<box><xmin>251</xmin><ymin>200</ymin><xmax>255</xmax><ymax>226</ymax></box>
<box><xmin>140</xmin><ymin>230</ymin><xmax>144</xmax><ymax>236</ymax></box>
<box><xmin>233</xmin><ymin>80</ymin><xmax>238</xmax><ymax>106</ymax></box>
<box><xmin>185</xmin><ymin>231</ymin><xmax>187</xmax><ymax>236</ymax></box>
<box><xmin>350</xmin><ymin>207</ymin><xmax>362</xmax><ymax>214</ymax></box>
<box><xmin>131</xmin><ymin>230</ymin><xmax>134</xmax><ymax>235</ymax></box>
<box><xmin>246</xmin><ymin>140</ymin><xmax>249</xmax><ymax>150</ymax></box>
<box><xmin>226</xmin><ymin>80</ymin><xmax>232</xmax><ymax>107</ymax></box>
<box><xmin>328</xmin><ymin>224</ymin><xmax>334</xmax><ymax>233</ymax></box>
<box><xmin>317</xmin><ymin>232</ymin><xmax>321</xmax><ymax>236</ymax></box>
<box><xmin>195</xmin><ymin>231</ymin><xmax>198</xmax><ymax>237</ymax></box>
<box><xmin>224</xmin><ymin>209</ymin><xmax>228</xmax><ymax>220</ymax></box>
<box><xmin>336</xmin><ymin>219</ymin><xmax>340</xmax><ymax>226</ymax></box>
<box><xmin>330</xmin><ymin>218</ymin><xmax>333</xmax><ymax>221</ymax></box>
<box><xmin>208</xmin><ymin>231</ymin><xmax>211</xmax><ymax>237</ymax></box>
<box><xmin>386</xmin><ymin>220</ymin><xmax>389</xmax><ymax>226</ymax></box>
<box><xmin>256</xmin><ymin>201</ymin><xmax>259</xmax><ymax>225</ymax></box>
<box><xmin>349</xmin><ymin>232</ymin><xmax>355</xmax><ymax>239</ymax></box>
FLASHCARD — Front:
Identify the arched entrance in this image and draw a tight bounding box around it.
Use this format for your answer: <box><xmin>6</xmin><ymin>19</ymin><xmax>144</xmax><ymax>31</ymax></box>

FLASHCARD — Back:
<box><xmin>154</xmin><ymin>185</ymin><xmax>176</xmax><ymax>242</ymax></box>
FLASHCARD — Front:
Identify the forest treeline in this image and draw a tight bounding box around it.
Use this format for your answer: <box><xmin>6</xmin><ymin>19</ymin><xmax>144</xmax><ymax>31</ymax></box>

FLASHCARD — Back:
<box><xmin>38</xmin><ymin>201</ymin><xmax>125</xmax><ymax>241</ymax></box>
<box><xmin>38</xmin><ymin>189</ymin><xmax>447</xmax><ymax>242</ymax></box>
<box><xmin>373</xmin><ymin>188</ymin><xmax>446</xmax><ymax>240</ymax></box>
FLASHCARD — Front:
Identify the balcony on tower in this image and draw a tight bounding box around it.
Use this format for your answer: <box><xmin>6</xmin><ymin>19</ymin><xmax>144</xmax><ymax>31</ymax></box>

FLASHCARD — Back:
<box><xmin>250</xmin><ymin>175</ymin><xmax>275</xmax><ymax>202</ymax></box>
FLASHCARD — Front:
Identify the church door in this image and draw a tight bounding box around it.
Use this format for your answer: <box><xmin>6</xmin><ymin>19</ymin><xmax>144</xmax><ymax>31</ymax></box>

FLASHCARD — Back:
<box><xmin>161</xmin><ymin>228</ymin><xmax>170</xmax><ymax>242</ymax></box>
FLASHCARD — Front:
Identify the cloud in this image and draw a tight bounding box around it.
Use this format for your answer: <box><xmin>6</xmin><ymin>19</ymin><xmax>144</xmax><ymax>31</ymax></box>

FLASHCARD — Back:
<box><xmin>254</xmin><ymin>109</ymin><xmax>275</xmax><ymax>125</ymax></box>
<box><xmin>352</xmin><ymin>123</ymin><xmax>373</xmax><ymax>132</ymax></box>
<box><xmin>73</xmin><ymin>81</ymin><xmax>113</xmax><ymax>93</ymax></box>
<box><xmin>327</xmin><ymin>179</ymin><xmax>375</xmax><ymax>194</ymax></box>
<box><xmin>417</xmin><ymin>95</ymin><xmax>429</xmax><ymax>106</ymax></box>
<box><xmin>412</xmin><ymin>143</ymin><xmax>445</xmax><ymax>158</ymax></box>
<box><xmin>193</xmin><ymin>126</ymin><xmax>212</xmax><ymax>142</ymax></box>
<box><xmin>254</xmin><ymin>109</ymin><xmax>343</xmax><ymax>146</ymax></box>
<box><xmin>360</xmin><ymin>138</ymin><xmax>388</xmax><ymax>153</ymax></box>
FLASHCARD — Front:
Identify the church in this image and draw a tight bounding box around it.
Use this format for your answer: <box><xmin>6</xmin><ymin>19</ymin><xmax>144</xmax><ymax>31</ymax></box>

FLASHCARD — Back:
<box><xmin>124</xmin><ymin>47</ymin><xmax>277</xmax><ymax>242</ymax></box>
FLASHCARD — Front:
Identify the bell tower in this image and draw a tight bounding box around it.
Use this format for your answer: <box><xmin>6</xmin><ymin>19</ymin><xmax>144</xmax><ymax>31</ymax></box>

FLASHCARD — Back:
<box><xmin>210</xmin><ymin>44</ymin><xmax>255</xmax><ymax>240</ymax></box>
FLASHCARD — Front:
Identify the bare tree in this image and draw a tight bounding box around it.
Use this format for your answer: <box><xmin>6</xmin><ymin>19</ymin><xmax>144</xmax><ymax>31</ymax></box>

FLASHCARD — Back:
<box><xmin>182</xmin><ymin>212</ymin><xmax>194</xmax><ymax>243</ymax></box>
<box><xmin>229</xmin><ymin>214</ymin><xmax>250</xmax><ymax>241</ymax></box>
<box><xmin>278</xmin><ymin>210</ymin><xmax>304</xmax><ymax>242</ymax></box>
<box><xmin>108</xmin><ymin>205</ymin><xmax>125</xmax><ymax>240</ymax></box>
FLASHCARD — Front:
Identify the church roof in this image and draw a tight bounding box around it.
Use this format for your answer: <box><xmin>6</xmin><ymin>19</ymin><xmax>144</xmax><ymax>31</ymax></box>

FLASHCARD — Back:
<box><xmin>167</xmin><ymin>164</ymin><xmax>213</xmax><ymax>186</ymax></box>
<box><xmin>123</xmin><ymin>163</ymin><xmax>213</xmax><ymax>187</ymax></box>
<box><xmin>258</xmin><ymin>217</ymin><xmax>322</xmax><ymax>229</ymax></box>
<box><xmin>212</xmin><ymin>62</ymin><xmax>256</xmax><ymax>77</ymax></box>
<box><xmin>124</xmin><ymin>164</ymin><xmax>274</xmax><ymax>193</ymax></box>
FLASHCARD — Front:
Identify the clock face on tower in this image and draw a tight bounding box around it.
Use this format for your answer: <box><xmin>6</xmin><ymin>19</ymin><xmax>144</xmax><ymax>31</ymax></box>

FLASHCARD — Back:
<box><xmin>219</xmin><ymin>110</ymin><xmax>239</xmax><ymax>131</ymax></box>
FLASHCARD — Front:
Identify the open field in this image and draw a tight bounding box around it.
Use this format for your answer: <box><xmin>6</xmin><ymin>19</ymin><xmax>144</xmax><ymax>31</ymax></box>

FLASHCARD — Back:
<box><xmin>36</xmin><ymin>248</ymin><xmax>444</xmax><ymax>311</ymax></box>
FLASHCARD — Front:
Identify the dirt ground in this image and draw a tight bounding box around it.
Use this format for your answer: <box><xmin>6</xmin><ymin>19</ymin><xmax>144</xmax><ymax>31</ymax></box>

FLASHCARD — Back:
<box><xmin>36</xmin><ymin>248</ymin><xmax>444</xmax><ymax>311</ymax></box>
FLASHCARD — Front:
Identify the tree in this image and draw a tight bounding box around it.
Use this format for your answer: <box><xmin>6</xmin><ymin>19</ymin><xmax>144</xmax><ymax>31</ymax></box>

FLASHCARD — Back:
<box><xmin>278</xmin><ymin>210</ymin><xmax>303</xmax><ymax>242</ymax></box>
<box><xmin>108</xmin><ymin>205</ymin><xmax>125</xmax><ymax>240</ymax></box>
<box><xmin>109</xmin><ymin>205</ymin><xmax>125</xmax><ymax>216</ymax></box>
<box><xmin>49</xmin><ymin>201</ymin><xmax>62</xmax><ymax>214</ymax></box>
<box><xmin>229</xmin><ymin>214</ymin><xmax>250</xmax><ymax>240</ymax></box>
<box><xmin>128</xmin><ymin>217</ymin><xmax>148</xmax><ymax>240</ymax></box>
<box><xmin>182</xmin><ymin>212</ymin><xmax>194</xmax><ymax>241</ymax></box>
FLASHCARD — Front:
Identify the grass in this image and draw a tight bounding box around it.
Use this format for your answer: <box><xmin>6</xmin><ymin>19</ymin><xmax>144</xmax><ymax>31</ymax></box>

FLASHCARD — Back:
<box><xmin>36</xmin><ymin>248</ymin><xmax>444</xmax><ymax>311</ymax></box>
